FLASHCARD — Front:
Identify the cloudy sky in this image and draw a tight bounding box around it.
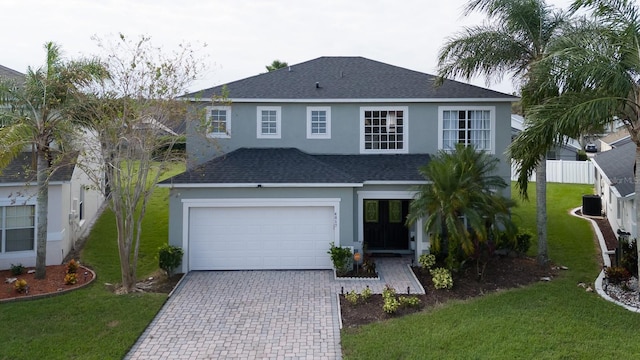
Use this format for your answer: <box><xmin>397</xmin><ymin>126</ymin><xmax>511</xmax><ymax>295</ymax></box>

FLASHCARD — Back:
<box><xmin>1</xmin><ymin>0</ymin><xmax>574</xmax><ymax>94</ymax></box>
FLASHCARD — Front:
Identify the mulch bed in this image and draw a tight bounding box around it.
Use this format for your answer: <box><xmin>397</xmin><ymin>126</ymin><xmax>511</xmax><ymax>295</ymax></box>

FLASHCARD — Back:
<box><xmin>0</xmin><ymin>264</ymin><xmax>94</xmax><ymax>301</ymax></box>
<box><xmin>340</xmin><ymin>256</ymin><xmax>558</xmax><ymax>328</ymax></box>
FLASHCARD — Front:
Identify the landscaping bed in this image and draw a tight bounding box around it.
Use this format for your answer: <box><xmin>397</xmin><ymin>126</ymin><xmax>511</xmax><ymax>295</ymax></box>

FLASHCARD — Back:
<box><xmin>0</xmin><ymin>264</ymin><xmax>95</xmax><ymax>301</ymax></box>
<box><xmin>340</xmin><ymin>255</ymin><xmax>558</xmax><ymax>327</ymax></box>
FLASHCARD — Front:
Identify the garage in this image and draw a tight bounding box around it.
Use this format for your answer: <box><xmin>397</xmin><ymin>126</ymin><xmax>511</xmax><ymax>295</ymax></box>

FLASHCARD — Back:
<box><xmin>187</xmin><ymin>202</ymin><xmax>337</xmax><ymax>270</ymax></box>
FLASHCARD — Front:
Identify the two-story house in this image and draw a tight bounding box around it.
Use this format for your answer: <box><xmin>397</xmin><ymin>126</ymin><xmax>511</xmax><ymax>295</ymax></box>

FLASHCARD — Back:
<box><xmin>160</xmin><ymin>57</ymin><xmax>516</xmax><ymax>272</ymax></box>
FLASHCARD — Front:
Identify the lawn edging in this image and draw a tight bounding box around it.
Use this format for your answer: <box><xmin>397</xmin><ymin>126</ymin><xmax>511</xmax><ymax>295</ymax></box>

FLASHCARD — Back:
<box><xmin>570</xmin><ymin>207</ymin><xmax>640</xmax><ymax>313</ymax></box>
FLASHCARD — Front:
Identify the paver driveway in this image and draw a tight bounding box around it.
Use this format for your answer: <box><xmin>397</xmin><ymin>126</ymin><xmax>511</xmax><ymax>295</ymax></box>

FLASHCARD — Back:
<box><xmin>126</xmin><ymin>270</ymin><xmax>342</xmax><ymax>360</ymax></box>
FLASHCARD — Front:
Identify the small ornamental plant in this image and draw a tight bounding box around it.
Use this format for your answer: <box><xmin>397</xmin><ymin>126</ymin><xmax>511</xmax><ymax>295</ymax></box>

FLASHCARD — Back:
<box><xmin>382</xmin><ymin>285</ymin><xmax>400</xmax><ymax>314</ymax></box>
<box><xmin>64</xmin><ymin>273</ymin><xmax>78</xmax><ymax>285</ymax></box>
<box><xmin>14</xmin><ymin>279</ymin><xmax>28</xmax><ymax>293</ymax></box>
<box><xmin>360</xmin><ymin>286</ymin><xmax>372</xmax><ymax>302</ymax></box>
<box><xmin>606</xmin><ymin>266</ymin><xmax>632</xmax><ymax>285</ymax></box>
<box><xmin>419</xmin><ymin>254</ymin><xmax>436</xmax><ymax>270</ymax></box>
<box><xmin>66</xmin><ymin>259</ymin><xmax>79</xmax><ymax>274</ymax></box>
<box><xmin>10</xmin><ymin>263</ymin><xmax>25</xmax><ymax>276</ymax></box>
<box><xmin>431</xmin><ymin>267</ymin><xmax>454</xmax><ymax>290</ymax></box>
<box><xmin>345</xmin><ymin>290</ymin><xmax>360</xmax><ymax>305</ymax></box>
<box><xmin>399</xmin><ymin>296</ymin><xmax>421</xmax><ymax>308</ymax></box>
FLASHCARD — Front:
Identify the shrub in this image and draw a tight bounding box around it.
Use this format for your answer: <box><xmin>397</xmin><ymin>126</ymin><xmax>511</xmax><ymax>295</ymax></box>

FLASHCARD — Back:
<box><xmin>159</xmin><ymin>245</ymin><xmax>184</xmax><ymax>276</ymax></box>
<box><xmin>327</xmin><ymin>242</ymin><xmax>352</xmax><ymax>276</ymax></box>
<box><xmin>362</xmin><ymin>257</ymin><xmax>377</xmax><ymax>275</ymax></box>
<box><xmin>606</xmin><ymin>266</ymin><xmax>632</xmax><ymax>284</ymax></box>
<box><xmin>64</xmin><ymin>273</ymin><xmax>78</xmax><ymax>285</ymax></box>
<box><xmin>431</xmin><ymin>267</ymin><xmax>454</xmax><ymax>290</ymax></box>
<box><xmin>14</xmin><ymin>279</ymin><xmax>28</xmax><ymax>293</ymax></box>
<box><xmin>383</xmin><ymin>297</ymin><xmax>400</xmax><ymax>314</ymax></box>
<box><xmin>496</xmin><ymin>230</ymin><xmax>532</xmax><ymax>255</ymax></box>
<box><xmin>399</xmin><ymin>296</ymin><xmax>421</xmax><ymax>307</ymax></box>
<box><xmin>515</xmin><ymin>231</ymin><xmax>533</xmax><ymax>254</ymax></box>
<box><xmin>10</xmin><ymin>263</ymin><xmax>25</xmax><ymax>276</ymax></box>
<box><xmin>66</xmin><ymin>259</ymin><xmax>79</xmax><ymax>274</ymax></box>
<box><xmin>382</xmin><ymin>284</ymin><xmax>396</xmax><ymax>300</ymax></box>
<box><xmin>620</xmin><ymin>238</ymin><xmax>638</xmax><ymax>277</ymax></box>
<box><xmin>361</xmin><ymin>286</ymin><xmax>372</xmax><ymax>301</ymax></box>
<box><xmin>418</xmin><ymin>254</ymin><xmax>436</xmax><ymax>270</ymax></box>
<box><xmin>345</xmin><ymin>290</ymin><xmax>359</xmax><ymax>305</ymax></box>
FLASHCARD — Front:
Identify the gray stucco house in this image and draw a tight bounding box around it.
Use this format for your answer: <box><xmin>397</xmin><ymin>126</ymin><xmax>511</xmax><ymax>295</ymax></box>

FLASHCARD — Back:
<box><xmin>160</xmin><ymin>56</ymin><xmax>516</xmax><ymax>272</ymax></box>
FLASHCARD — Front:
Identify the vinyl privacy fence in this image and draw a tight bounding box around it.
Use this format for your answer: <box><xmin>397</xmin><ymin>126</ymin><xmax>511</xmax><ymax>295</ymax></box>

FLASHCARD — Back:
<box><xmin>511</xmin><ymin>160</ymin><xmax>594</xmax><ymax>184</ymax></box>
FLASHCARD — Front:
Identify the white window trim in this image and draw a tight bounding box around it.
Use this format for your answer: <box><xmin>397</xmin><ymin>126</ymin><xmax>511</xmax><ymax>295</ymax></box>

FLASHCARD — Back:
<box><xmin>0</xmin><ymin>200</ymin><xmax>37</xmax><ymax>255</ymax></box>
<box><xmin>257</xmin><ymin>106</ymin><xmax>281</xmax><ymax>139</ymax></box>
<box><xmin>205</xmin><ymin>105</ymin><xmax>231</xmax><ymax>139</ymax></box>
<box><xmin>306</xmin><ymin>106</ymin><xmax>331</xmax><ymax>139</ymax></box>
<box><xmin>359</xmin><ymin>106</ymin><xmax>409</xmax><ymax>154</ymax></box>
<box><xmin>437</xmin><ymin>106</ymin><xmax>496</xmax><ymax>154</ymax></box>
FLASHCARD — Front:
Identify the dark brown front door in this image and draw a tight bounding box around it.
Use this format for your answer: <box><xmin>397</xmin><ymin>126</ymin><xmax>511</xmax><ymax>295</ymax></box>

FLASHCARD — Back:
<box><xmin>363</xmin><ymin>199</ymin><xmax>409</xmax><ymax>251</ymax></box>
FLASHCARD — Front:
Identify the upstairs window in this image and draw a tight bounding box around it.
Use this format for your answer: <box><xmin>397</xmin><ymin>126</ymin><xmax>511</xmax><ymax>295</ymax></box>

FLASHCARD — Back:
<box><xmin>307</xmin><ymin>107</ymin><xmax>331</xmax><ymax>139</ymax></box>
<box><xmin>439</xmin><ymin>107</ymin><xmax>494</xmax><ymax>153</ymax></box>
<box><xmin>360</xmin><ymin>107</ymin><xmax>408</xmax><ymax>153</ymax></box>
<box><xmin>206</xmin><ymin>106</ymin><xmax>231</xmax><ymax>138</ymax></box>
<box><xmin>257</xmin><ymin>106</ymin><xmax>281</xmax><ymax>139</ymax></box>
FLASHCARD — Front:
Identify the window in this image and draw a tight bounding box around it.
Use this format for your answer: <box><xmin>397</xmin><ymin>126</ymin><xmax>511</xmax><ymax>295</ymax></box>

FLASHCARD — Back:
<box><xmin>0</xmin><ymin>205</ymin><xmax>35</xmax><ymax>253</ymax></box>
<box><xmin>439</xmin><ymin>107</ymin><xmax>494</xmax><ymax>153</ymax></box>
<box><xmin>257</xmin><ymin>106</ymin><xmax>281</xmax><ymax>139</ymax></box>
<box><xmin>79</xmin><ymin>186</ymin><xmax>85</xmax><ymax>221</ymax></box>
<box><xmin>206</xmin><ymin>106</ymin><xmax>231</xmax><ymax>138</ymax></box>
<box><xmin>307</xmin><ymin>107</ymin><xmax>331</xmax><ymax>139</ymax></box>
<box><xmin>360</xmin><ymin>107</ymin><xmax>408</xmax><ymax>153</ymax></box>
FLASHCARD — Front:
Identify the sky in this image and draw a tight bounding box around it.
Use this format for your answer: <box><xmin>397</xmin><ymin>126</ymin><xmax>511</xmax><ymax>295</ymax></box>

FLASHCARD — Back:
<box><xmin>1</xmin><ymin>0</ymin><xmax>575</xmax><ymax>95</ymax></box>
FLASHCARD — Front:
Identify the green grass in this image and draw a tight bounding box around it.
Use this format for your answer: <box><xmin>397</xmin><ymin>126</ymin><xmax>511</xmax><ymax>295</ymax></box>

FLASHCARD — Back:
<box><xmin>342</xmin><ymin>183</ymin><xmax>640</xmax><ymax>359</ymax></box>
<box><xmin>0</xmin><ymin>162</ymin><xmax>184</xmax><ymax>360</ymax></box>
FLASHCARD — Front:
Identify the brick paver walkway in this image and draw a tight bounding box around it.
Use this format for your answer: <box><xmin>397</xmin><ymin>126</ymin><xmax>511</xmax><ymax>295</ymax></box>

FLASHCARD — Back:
<box><xmin>125</xmin><ymin>256</ymin><xmax>421</xmax><ymax>359</ymax></box>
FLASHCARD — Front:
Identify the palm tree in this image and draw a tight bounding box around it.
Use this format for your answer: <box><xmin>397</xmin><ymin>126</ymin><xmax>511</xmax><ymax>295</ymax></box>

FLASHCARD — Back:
<box><xmin>517</xmin><ymin>0</ymin><xmax>640</xmax><ymax>289</ymax></box>
<box><xmin>265</xmin><ymin>59</ymin><xmax>288</xmax><ymax>72</ymax></box>
<box><xmin>0</xmin><ymin>43</ymin><xmax>104</xmax><ymax>278</ymax></box>
<box><xmin>407</xmin><ymin>144</ymin><xmax>516</xmax><ymax>272</ymax></box>
<box><xmin>437</xmin><ymin>0</ymin><xmax>572</xmax><ymax>267</ymax></box>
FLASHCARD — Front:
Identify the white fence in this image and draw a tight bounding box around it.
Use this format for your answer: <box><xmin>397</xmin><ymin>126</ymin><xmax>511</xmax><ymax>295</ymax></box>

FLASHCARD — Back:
<box><xmin>511</xmin><ymin>160</ymin><xmax>594</xmax><ymax>184</ymax></box>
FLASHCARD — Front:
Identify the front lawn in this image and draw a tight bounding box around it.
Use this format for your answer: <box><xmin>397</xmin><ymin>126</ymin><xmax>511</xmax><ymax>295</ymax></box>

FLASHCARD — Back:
<box><xmin>0</xmin><ymin>162</ymin><xmax>184</xmax><ymax>360</ymax></box>
<box><xmin>341</xmin><ymin>183</ymin><xmax>640</xmax><ymax>359</ymax></box>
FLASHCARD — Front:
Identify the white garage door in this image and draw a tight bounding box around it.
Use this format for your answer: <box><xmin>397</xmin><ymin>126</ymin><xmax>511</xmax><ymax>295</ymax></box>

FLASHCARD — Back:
<box><xmin>188</xmin><ymin>205</ymin><xmax>335</xmax><ymax>270</ymax></box>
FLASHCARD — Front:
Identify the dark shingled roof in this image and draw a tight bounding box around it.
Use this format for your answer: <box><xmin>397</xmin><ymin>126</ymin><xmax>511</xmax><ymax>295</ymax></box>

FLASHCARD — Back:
<box><xmin>0</xmin><ymin>152</ymin><xmax>78</xmax><ymax>184</ymax></box>
<box><xmin>184</xmin><ymin>57</ymin><xmax>516</xmax><ymax>101</ymax></box>
<box><xmin>0</xmin><ymin>64</ymin><xmax>25</xmax><ymax>83</ymax></box>
<box><xmin>161</xmin><ymin>148</ymin><xmax>430</xmax><ymax>185</ymax></box>
<box><xmin>592</xmin><ymin>142</ymin><xmax>636</xmax><ymax>197</ymax></box>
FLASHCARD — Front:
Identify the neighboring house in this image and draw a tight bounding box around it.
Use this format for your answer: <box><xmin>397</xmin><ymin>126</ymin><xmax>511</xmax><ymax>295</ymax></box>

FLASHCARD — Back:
<box><xmin>0</xmin><ymin>151</ymin><xmax>103</xmax><ymax>269</ymax></box>
<box><xmin>160</xmin><ymin>56</ymin><xmax>516</xmax><ymax>272</ymax></box>
<box><xmin>0</xmin><ymin>65</ymin><xmax>104</xmax><ymax>269</ymax></box>
<box><xmin>511</xmin><ymin>114</ymin><xmax>582</xmax><ymax>160</ymax></box>
<box><xmin>591</xmin><ymin>141</ymin><xmax>637</xmax><ymax>238</ymax></box>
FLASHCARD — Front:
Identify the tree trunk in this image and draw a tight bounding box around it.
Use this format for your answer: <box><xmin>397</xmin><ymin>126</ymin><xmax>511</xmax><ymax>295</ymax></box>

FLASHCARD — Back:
<box><xmin>536</xmin><ymin>159</ymin><xmax>549</xmax><ymax>268</ymax></box>
<box><xmin>35</xmin><ymin>150</ymin><xmax>49</xmax><ymax>279</ymax></box>
<box><xmin>635</xmin><ymin>148</ymin><xmax>640</xmax><ymax>299</ymax></box>
<box><xmin>115</xmin><ymin>200</ymin><xmax>136</xmax><ymax>293</ymax></box>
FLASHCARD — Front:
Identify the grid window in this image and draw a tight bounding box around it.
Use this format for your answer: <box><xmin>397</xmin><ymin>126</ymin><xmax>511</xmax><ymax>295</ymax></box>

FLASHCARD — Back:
<box><xmin>1</xmin><ymin>205</ymin><xmax>35</xmax><ymax>253</ymax></box>
<box><xmin>442</xmin><ymin>109</ymin><xmax>491</xmax><ymax>151</ymax></box>
<box><xmin>307</xmin><ymin>107</ymin><xmax>331</xmax><ymax>139</ymax></box>
<box><xmin>206</xmin><ymin>106</ymin><xmax>231</xmax><ymax>138</ymax></box>
<box><xmin>257</xmin><ymin>107</ymin><xmax>281</xmax><ymax>138</ymax></box>
<box><xmin>363</xmin><ymin>109</ymin><xmax>405</xmax><ymax>151</ymax></box>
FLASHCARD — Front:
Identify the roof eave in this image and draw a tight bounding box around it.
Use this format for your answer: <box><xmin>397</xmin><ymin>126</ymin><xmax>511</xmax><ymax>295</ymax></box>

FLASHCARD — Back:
<box><xmin>183</xmin><ymin>97</ymin><xmax>517</xmax><ymax>103</ymax></box>
<box><xmin>159</xmin><ymin>182</ymin><xmax>363</xmax><ymax>188</ymax></box>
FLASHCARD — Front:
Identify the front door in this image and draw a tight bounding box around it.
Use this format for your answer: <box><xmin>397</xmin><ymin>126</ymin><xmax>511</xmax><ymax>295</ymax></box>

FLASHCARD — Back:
<box><xmin>363</xmin><ymin>199</ymin><xmax>409</xmax><ymax>251</ymax></box>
